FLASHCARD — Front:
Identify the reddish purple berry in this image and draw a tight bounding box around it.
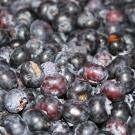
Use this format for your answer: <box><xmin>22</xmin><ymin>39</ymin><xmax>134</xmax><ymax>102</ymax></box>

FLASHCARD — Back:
<box><xmin>101</xmin><ymin>80</ymin><xmax>125</xmax><ymax>101</ymax></box>
<box><xmin>41</xmin><ymin>74</ymin><xmax>68</xmax><ymax>97</ymax></box>
<box><xmin>82</xmin><ymin>63</ymin><xmax>108</xmax><ymax>84</ymax></box>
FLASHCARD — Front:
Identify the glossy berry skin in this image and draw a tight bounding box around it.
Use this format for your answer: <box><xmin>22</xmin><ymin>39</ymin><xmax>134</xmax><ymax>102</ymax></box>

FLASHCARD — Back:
<box><xmin>20</xmin><ymin>61</ymin><xmax>44</xmax><ymax>88</ymax></box>
<box><xmin>101</xmin><ymin>80</ymin><xmax>125</xmax><ymax>101</ymax></box>
<box><xmin>85</xmin><ymin>0</ymin><xmax>103</xmax><ymax>11</ymax></box>
<box><xmin>105</xmin><ymin>119</ymin><xmax>129</xmax><ymax>135</ymax></box>
<box><xmin>107</xmin><ymin>34</ymin><xmax>126</xmax><ymax>56</ymax></box>
<box><xmin>111</xmin><ymin>101</ymin><xmax>130</xmax><ymax>121</ymax></box>
<box><xmin>41</xmin><ymin>74</ymin><xmax>68</xmax><ymax>97</ymax></box>
<box><xmin>39</xmin><ymin>1</ymin><xmax>59</xmax><ymax>21</ymax></box>
<box><xmin>35</xmin><ymin>96</ymin><xmax>63</xmax><ymax>120</ymax></box>
<box><xmin>39</xmin><ymin>45</ymin><xmax>56</xmax><ymax>63</ymax></box>
<box><xmin>23</xmin><ymin>109</ymin><xmax>50</xmax><ymax>132</ymax></box>
<box><xmin>82</xmin><ymin>63</ymin><xmax>108</xmax><ymax>84</ymax></box>
<box><xmin>16</xmin><ymin>9</ymin><xmax>34</xmax><ymax>26</ymax></box>
<box><xmin>54</xmin><ymin>14</ymin><xmax>75</xmax><ymax>33</ymax></box>
<box><xmin>88</xmin><ymin>94</ymin><xmax>111</xmax><ymax>124</ymax></box>
<box><xmin>116</xmin><ymin>66</ymin><xmax>135</xmax><ymax>93</ymax></box>
<box><xmin>67</xmin><ymin>80</ymin><xmax>92</xmax><ymax>102</ymax></box>
<box><xmin>0</xmin><ymin>69</ymin><xmax>17</xmax><ymax>90</ymax></box>
<box><xmin>11</xmin><ymin>24</ymin><xmax>30</xmax><ymax>41</ymax></box>
<box><xmin>60</xmin><ymin>67</ymin><xmax>75</xmax><ymax>85</ymax></box>
<box><xmin>106</xmin><ymin>55</ymin><xmax>128</xmax><ymax>78</ymax></box>
<box><xmin>70</xmin><ymin>29</ymin><xmax>98</xmax><ymax>55</ymax></box>
<box><xmin>115</xmin><ymin>66</ymin><xmax>134</xmax><ymax>77</ymax></box>
<box><xmin>10</xmin><ymin>46</ymin><xmax>30</xmax><ymax>68</ymax></box>
<box><xmin>74</xmin><ymin>121</ymin><xmax>98</xmax><ymax>135</ymax></box>
<box><xmin>62</xmin><ymin>100</ymin><xmax>89</xmax><ymax>124</ymax></box>
<box><xmin>10</xmin><ymin>1</ymin><xmax>30</xmax><ymax>14</ymax></box>
<box><xmin>3</xmin><ymin>114</ymin><xmax>28</xmax><ymax>135</ymax></box>
<box><xmin>50</xmin><ymin>120</ymin><xmax>71</xmax><ymax>135</ymax></box>
<box><xmin>30</xmin><ymin>20</ymin><xmax>53</xmax><ymax>41</ymax></box>
<box><xmin>68</xmin><ymin>53</ymin><xmax>86</xmax><ymax>71</ymax></box>
<box><xmin>77</xmin><ymin>10</ymin><xmax>99</xmax><ymax>29</ymax></box>
<box><xmin>25</xmin><ymin>38</ymin><xmax>44</xmax><ymax>61</ymax></box>
<box><xmin>60</xmin><ymin>1</ymin><xmax>81</xmax><ymax>16</ymax></box>
<box><xmin>4</xmin><ymin>89</ymin><xmax>28</xmax><ymax>113</ymax></box>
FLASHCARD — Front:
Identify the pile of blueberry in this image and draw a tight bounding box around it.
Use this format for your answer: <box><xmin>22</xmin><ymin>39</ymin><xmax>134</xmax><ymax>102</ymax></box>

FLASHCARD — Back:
<box><xmin>0</xmin><ymin>0</ymin><xmax>135</xmax><ymax>135</ymax></box>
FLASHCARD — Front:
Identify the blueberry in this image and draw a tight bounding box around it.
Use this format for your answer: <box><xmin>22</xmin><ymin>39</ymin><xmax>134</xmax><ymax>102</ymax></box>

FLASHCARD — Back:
<box><xmin>88</xmin><ymin>94</ymin><xmax>111</xmax><ymax>124</ymax></box>
<box><xmin>77</xmin><ymin>10</ymin><xmax>100</xmax><ymax>29</ymax></box>
<box><xmin>0</xmin><ymin>0</ymin><xmax>134</xmax><ymax>134</ymax></box>
<box><xmin>54</xmin><ymin>13</ymin><xmax>75</xmax><ymax>33</ymax></box>
<box><xmin>111</xmin><ymin>101</ymin><xmax>130</xmax><ymax>121</ymax></box>
<box><xmin>107</xmin><ymin>33</ymin><xmax>126</xmax><ymax>56</ymax></box>
<box><xmin>20</xmin><ymin>61</ymin><xmax>44</xmax><ymax>88</ymax></box>
<box><xmin>101</xmin><ymin>80</ymin><xmax>125</xmax><ymax>101</ymax></box>
<box><xmin>50</xmin><ymin>120</ymin><xmax>72</xmax><ymax>135</ymax></box>
<box><xmin>82</xmin><ymin>63</ymin><xmax>108</xmax><ymax>84</ymax></box>
<box><xmin>107</xmin><ymin>55</ymin><xmax>128</xmax><ymax>78</ymax></box>
<box><xmin>4</xmin><ymin>89</ymin><xmax>27</xmax><ymax>113</ymax></box>
<box><xmin>41</xmin><ymin>73</ymin><xmax>68</xmax><ymax>97</ymax></box>
<box><xmin>63</xmin><ymin>100</ymin><xmax>89</xmax><ymax>124</ymax></box>
<box><xmin>10</xmin><ymin>23</ymin><xmax>30</xmax><ymax>41</ymax></box>
<box><xmin>0</xmin><ymin>69</ymin><xmax>17</xmax><ymax>90</ymax></box>
<box><xmin>35</xmin><ymin>96</ymin><xmax>63</xmax><ymax>120</ymax></box>
<box><xmin>3</xmin><ymin>114</ymin><xmax>28</xmax><ymax>135</ymax></box>
<box><xmin>30</xmin><ymin>20</ymin><xmax>53</xmax><ymax>41</ymax></box>
<box><xmin>23</xmin><ymin>109</ymin><xmax>51</xmax><ymax>132</ymax></box>
<box><xmin>74</xmin><ymin>121</ymin><xmax>98</xmax><ymax>135</ymax></box>
<box><xmin>105</xmin><ymin>119</ymin><xmax>129</xmax><ymax>135</ymax></box>
<box><xmin>39</xmin><ymin>45</ymin><xmax>57</xmax><ymax>63</ymax></box>
<box><xmin>25</xmin><ymin>38</ymin><xmax>44</xmax><ymax>61</ymax></box>
<box><xmin>68</xmin><ymin>53</ymin><xmax>86</xmax><ymax>71</ymax></box>
<box><xmin>67</xmin><ymin>80</ymin><xmax>92</xmax><ymax>102</ymax></box>
<box><xmin>38</xmin><ymin>1</ymin><xmax>59</xmax><ymax>21</ymax></box>
<box><xmin>116</xmin><ymin>66</ymin><xmax>135</xmax><ymax>93</ymax></box>
<box><xmin>16</xmin><ymin>9</ymin><xmax>35</xmax><ymax>26</ymax></box>
<box><xmin>59</xmin><ymin>1</ymin><xmax>81</xmax><ymax>16</ymax></box>
<box><xmin>60</xmin><ymin>67</ymin><xmax>75</xmax><ymax>85</ymax></box>
<box><xmin>10</xmin><ymin>46</ymin><xmax>30</xmax><ymax>68</ymax></box>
